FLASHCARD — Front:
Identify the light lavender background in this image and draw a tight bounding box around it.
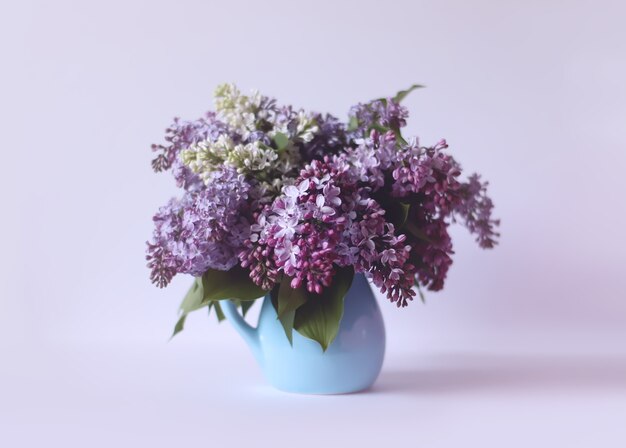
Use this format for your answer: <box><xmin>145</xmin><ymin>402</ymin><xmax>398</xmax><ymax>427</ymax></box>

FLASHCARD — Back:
<box><xmin>2</xmin><ymin>0</ymin><xmax>626</xmax><ymax>446</ymax></box>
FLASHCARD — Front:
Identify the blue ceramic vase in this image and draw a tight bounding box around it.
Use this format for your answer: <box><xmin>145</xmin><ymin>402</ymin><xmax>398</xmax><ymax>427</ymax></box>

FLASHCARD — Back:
<box><xmin>220</xmin><ymin>273</ymin><xmax>385</xmax><ymax>394</ymax></box>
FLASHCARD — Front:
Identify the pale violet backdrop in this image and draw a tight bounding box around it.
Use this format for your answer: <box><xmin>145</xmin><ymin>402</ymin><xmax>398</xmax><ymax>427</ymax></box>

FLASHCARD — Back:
<box><xmin>1</xmin><ymin>1</ymin><xmax>626</xmax><ymax>447</ymax></box>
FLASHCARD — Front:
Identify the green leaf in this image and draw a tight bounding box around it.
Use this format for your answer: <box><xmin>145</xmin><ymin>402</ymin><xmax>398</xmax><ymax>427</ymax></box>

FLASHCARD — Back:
<box><xmin>273</xmin><ymin>132</ymin><xmax>290</xmax><ymax>151</ymax></box>
<box><xmin>240</xmin><ymin>300</ymin><xmax>255</xmax><ymax>317</ymax></box>
<box><xmin>393</xmin><ymin>84</ymin><xmax>424</xmax><ymax>103</ymax></box>
<box><xmin>272</xmin><ymin>279</ymin><xmax>309</xmax><ymax>345</ymax></box>
<box><xmin>293</xmin><ymin>266</ymin><xmax>354</xmax><ymax>351</ymax></box>
<box><xmin>415</xmin><ymin>282</ymin><xmax>426</xmax><ymax>304</ymax></box>
<box><xmin>347</xmin><ymin>116</ymin><xmax>359</xmax><ymax>132</ymax></box>
<box><xmin>212</xmin><ymin>301</ymin><xmax>226</xmax><ymax>322</ymax></box>
<box><xmin>179</xmin><ymin>277</ymin><xmax>205</xmax><ymax>313</ymax></box>
<box><xmin>376</xmin><ymin>196</ymin><xmax>410</xmax><ymax>229</ymax></box>
<box><xmin>207</xmin><ymin>301</ymin><xmax>226</xmax><ymax>322</ymax></box>
<box><xmin>276</xmin><ymin>280</ymin><xmax>308</xmax><ymax>317</ymax></box>
<box><xmin>172</xmin><ymin>272</ymin><xmax>259</xmax><ymax>338</ymax></box>
<box><xmin>201</xmin><ymin>266</ymin><xmax>267</xmax><ymax>302</ymax></box>
<box><xmin>398</xmin><ymin>202</ymin><xmax>410</xmax><ymax>227</ymax></box>
<box><xmin>227</xmin><ymin>298</ymin><xmax>257</xmax><ymax>318</ymax></box>
<box><xmin>405</xmin><ymin>220</ymin><xmax>434</xmax><ymax>244</ymax></box>
<box><xmin>171</xmin><ymin>278</ymin><xmax>207</xmax><ymax>339</ymax></box>
<box><xmin>393</xmin><ymin>129</ymin><xmax>408</xmax><ymax>146</ymax></box>
<box><xmin>171</xmin><ymin>314</ymin><xmax>187</xmax><ymax>339</ymax></box>
<box><xmin>370</xmin><ymin>123</ymin><xmax>388</xmax><ymax>133</ymax></box>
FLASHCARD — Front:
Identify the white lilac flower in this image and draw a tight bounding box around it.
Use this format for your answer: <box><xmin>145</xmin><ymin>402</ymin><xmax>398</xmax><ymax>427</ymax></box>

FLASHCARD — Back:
<box><xmin>214</xmin><ymin>83</ymin><xmax>263</xmax><ymax>138</ymax></box>
<box><xmin>150</xmin><ymin>113</ymin><xmax>229</xmax><ymax>191</ymax></box>
<box><xmin>295</xmin><ymin>111</ymin><xmax>319</xmax><ymax>143</ymax></box>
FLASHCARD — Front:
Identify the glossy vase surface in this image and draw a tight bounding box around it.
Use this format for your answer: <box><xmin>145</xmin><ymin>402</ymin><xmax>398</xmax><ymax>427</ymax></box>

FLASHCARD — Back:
<box><xmin>221</xmin><ymin>273</ymin><xmax>386</xmax><ymax>394</ymax></box>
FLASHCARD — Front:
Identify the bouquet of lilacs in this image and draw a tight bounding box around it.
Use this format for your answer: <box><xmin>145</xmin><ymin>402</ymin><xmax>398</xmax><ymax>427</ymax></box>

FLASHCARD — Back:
<box><xmin>147</xmin><ymin>84</ymin><xmax>499</xmax><ymax>348</ymax></box>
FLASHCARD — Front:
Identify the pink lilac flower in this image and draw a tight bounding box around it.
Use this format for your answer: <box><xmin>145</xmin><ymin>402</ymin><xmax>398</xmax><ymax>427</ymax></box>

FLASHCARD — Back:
<box><xmin>241</xmin><ymin>157</ymin><xmax>417</xmax><ymax>305</ymax></box>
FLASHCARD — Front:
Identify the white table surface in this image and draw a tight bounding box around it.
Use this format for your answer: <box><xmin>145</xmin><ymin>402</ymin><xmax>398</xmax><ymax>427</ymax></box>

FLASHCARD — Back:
<box><xmin>3</xmin><ymin>330</ymin><xmax>625</xmax><ymax>448</ymax></box>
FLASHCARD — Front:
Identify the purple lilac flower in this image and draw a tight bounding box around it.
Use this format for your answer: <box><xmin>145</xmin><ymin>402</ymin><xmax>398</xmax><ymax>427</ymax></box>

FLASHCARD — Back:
<box><xmin>151</xmin><ymin>113</ymin><xmax>229</xmax><ymax>191</ymax></box>
<box><xmin>339</xmin><ymin>190</ymin><xmax>417</xmax><ymax>306</ymax></box>
<box><xmin>407</xmin><ymin>207</ymin><xmax>454</xmax><ymax>291</ymax></box>
<box><xmin>241</xmin><ymin>157</ymin><xmax>417</xmax><ymax>304</ymax></box>
<box><xmin>391</xmin><ymin>139</ymin><xmax>461</xmax><ymax>208</ymax></box>
<box><xmin>301</xmin><ymin>113</ymin><xmax>347</xmax><ymax>160</ymax></box>
<box><xmin>371</xmin><ymin>99</ymin><xmax>409</xmax><ymax>130</ymax></box>
<box><xmin>348</xmin><ymin>98</ymin><xmax>409</xmax><ymax>138</ymax></box>
<box><xmin>454</xmin><ymin>174</ymin><xmax>500</xmax><ymax>248</ymax></box>
<box><xmin>389</xmin><ymin>138</ymin><xmax>502</xmax><ymax>288</ymax></box>
<box><xmin>391</xmin><ymin>139</ymin><xmax>499</xmax><ymax>248</ymax></box>
<box><xmin>146</xmin><ymin>167</ymin><xmax>252</xmax><ymax>287</ymax></box>
<box><xmin>334</xmin><ymin>130</ymin><xmax>498</xmax><ymax>292</ymax></box>
<box><xmin>339</xmin><ymin>130</ymin><xmax>398</xmax><ymax>190</ymax></box>
<box><xmin>348</xmin><ymin>103</ymin><xmax>375</xmax><ymax>138</ymax></box>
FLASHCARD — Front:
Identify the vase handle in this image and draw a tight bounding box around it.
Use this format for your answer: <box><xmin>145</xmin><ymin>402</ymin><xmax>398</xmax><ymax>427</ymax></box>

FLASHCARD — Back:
<box><xmin>220</xmin><ymin>300</ymin><xmax>263</xmax><ymax>365</ymax></box>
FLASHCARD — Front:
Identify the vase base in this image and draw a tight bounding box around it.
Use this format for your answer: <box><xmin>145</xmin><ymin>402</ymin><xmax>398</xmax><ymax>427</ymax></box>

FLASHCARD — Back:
<box><xmin>271</xmin><ymin>385</ymin><xmax>373</xmax><ymax>395</ymax></box>
<box><xmin>267</xmin><ymin>375</ymin><xmax>379</xmax><ymax>395</ymax></box>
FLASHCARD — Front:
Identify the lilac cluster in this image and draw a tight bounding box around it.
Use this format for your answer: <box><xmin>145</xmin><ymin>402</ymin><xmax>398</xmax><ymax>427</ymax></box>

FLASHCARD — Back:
<box><xmin>348</xmin><ymin>99</ymin><xmax>409</xmax><ymax>138</ymax></box>
<box><xmin>352</xmin><ymin>131</ymin><xmax>500</xmax><ymax>290</ymax></box>
<box><xmin>150</xmin><ymin>113</ymin><xmax>228</xmax><ymax>191</ymax></box>
<box><xmin>146</xmin><ymin>167</ymin><xmax>252</xmax><ymax>287</ymax></box>
<box><xmin>303</xmin><ymin>114</ymin><xmax>347</xmax><ymax>160</ymax></box>
<box><xmin>240</xmin><ymin>158</ymin><xmax>417</xmax><ymax>305</ymax></box>
<box><xmin>453</xmin><ymin>174</ymin><xmax>500</xmax><ymax>248</ymax></box>
<box><xmin>392</xmin><ymin>139</ymin><xmax>460</xmax><ymax>201</ymax></box>
<box><xmin>341</xmin><ymin>130</ymin><xmax>397</xmax><ymax>190</ymax></box>
<box><xmin>391</xmin><ymin>137</ymin><xmax>500</xmax><ymax>247</ymax></box>
<box><xmin>407</xmin><ymin>205</ymin><xmax>454</xmax><ymax>291</ymax></box>
<box><xmin>147</xmin><ymin>84</ymin><xmax>499</xmax><ymax>306</ymax></box>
